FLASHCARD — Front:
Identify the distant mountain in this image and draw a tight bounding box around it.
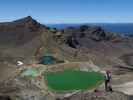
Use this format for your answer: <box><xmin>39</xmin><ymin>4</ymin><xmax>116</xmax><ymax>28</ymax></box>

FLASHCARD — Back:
<box><xmin>47</xmin><ymin>23</ymin><xmax>133</xmax><ymax>35</ymax></box>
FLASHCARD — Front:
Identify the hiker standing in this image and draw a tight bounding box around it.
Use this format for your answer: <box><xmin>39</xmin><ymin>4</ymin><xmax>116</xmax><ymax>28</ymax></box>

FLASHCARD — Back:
<box><xmin>104</xmin><ymin>70</ymin><xmax>113</xmax><ymax>92</ymax></box>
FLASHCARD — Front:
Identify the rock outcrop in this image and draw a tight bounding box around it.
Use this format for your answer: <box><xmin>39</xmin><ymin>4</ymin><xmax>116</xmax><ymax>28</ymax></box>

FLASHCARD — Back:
<box><xmin>53</xmin><ymin>25</ymin><xmax>121</xmax><ymax>48</ymax></box>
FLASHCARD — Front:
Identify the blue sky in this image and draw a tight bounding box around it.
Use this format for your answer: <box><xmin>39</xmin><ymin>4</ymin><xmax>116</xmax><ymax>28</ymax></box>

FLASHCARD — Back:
<box><xmin>0</xmin><ymin>0</ymin><xmax>133</xmax><ymax>23</ymax></box>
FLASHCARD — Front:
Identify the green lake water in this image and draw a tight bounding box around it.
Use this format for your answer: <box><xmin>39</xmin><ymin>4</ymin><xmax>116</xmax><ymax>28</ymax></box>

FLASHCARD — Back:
<box><xmin>40</xmin><ymin>56</ymin><xmax>55</xmax><ymax>65</ymax></box>
<box><xmin>45</xmin><ymin>70</ymin><xmax>104</xmax><ymax>91</ymax></box>
<box><xmin>21</xmin><ymin>68</ymin><xmax>39</xmax><ymax>77</ymax></box>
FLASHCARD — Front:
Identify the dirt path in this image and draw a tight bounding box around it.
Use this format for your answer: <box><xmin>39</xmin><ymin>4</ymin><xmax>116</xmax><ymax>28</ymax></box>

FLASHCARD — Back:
<box><xmin>113</xmin><ymin>81</ymin><xmax>133</xmax><ymax>95</ymax></box>
<box><xmin>0</xmin><ymin>63</ymin><xmax>17</xmax><ymax>82</ymax></box>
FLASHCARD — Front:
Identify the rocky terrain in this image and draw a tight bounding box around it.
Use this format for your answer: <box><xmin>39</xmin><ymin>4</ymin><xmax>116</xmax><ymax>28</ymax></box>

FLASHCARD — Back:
<box><xmin>1</xmin><ymin>16</ymin><xmax>133</xmax><ymax>100</ymax></box>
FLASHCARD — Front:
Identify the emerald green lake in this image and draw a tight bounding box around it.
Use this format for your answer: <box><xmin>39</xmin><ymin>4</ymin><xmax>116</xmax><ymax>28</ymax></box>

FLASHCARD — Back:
<box><xmin>45</xmin><ymin>70</ymin><xmax>104</xmax><ymax>91</ymax></box>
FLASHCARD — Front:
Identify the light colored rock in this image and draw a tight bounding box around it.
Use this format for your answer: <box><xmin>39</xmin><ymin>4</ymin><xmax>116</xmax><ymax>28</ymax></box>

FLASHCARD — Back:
<box><xmin>114</xmin><ymin>81</ymin><xmax>133</xmax><ymax>95</ymax></box>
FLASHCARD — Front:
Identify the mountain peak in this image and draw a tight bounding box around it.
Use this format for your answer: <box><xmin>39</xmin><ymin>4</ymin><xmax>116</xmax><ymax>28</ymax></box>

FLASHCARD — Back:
<box><xmin>26</xmin><ymin>16</ymin><xmax>32</xmax><ymax>19</ymax></box>
<box><xmin>23</xmin><ymin>16</ymin><xmax>33</xmax><ymax>22</ymax></box>
<box><xmin>13</xmin><ymin>16</ymin><xmax>36</xmax><ymax>23</ymax></box>
<box><xmin>11</xmin><ymin>16</ymin><xmax>44</xmax><ymax>31</ymax></box>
